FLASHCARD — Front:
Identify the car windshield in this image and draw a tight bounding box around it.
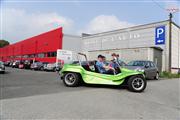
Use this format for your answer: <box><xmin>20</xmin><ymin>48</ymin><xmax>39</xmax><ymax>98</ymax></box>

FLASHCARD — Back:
<box><xmin>33</xmin><ymin>62</ymin><xmax>41</xmax><ymax>65</ymax></box>
<box><xmin>127</xmin><ymin>61</ymin><xmax>146</xmax><ymax>66</ymax></box>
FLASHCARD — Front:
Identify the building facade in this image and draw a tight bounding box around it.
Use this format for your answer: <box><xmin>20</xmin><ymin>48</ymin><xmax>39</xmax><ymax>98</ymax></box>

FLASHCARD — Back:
<box><xmin>0</xmin><ymin>20</ymin><xmax>179</xmax><ymax>73</ymax></box>
<box><xmin>0</xmin><ymin>27</ymin><xmax>81</xmax><ymax>63</ymax></box>
<box><xmin>82</xmin><ymin>20</ymin><xmax>180</xmax><ymax>73</ymax></box>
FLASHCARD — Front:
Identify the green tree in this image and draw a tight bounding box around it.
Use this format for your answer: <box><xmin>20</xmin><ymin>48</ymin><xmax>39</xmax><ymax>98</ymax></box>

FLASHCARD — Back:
<box><xmin>0</xmin><ymin>40</ymin><xmax>10</xmax><ymax>48</ymax></box>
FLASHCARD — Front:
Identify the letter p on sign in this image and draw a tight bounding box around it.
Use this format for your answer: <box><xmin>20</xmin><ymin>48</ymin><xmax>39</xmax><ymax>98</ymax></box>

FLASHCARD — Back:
<box><xmin>155</xmin><ymin>26</ymin><xmax>165</xmax><ymax>45</ymax></box>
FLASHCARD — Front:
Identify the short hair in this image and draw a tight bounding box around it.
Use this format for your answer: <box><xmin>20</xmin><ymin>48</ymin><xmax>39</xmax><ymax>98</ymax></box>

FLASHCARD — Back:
<box><xmin>102</xmin><ymin>56</ymin><xmax>106</xmax><ymax>58</ymax></box>
<box><xmin>98</xmin><ymin>54</ymin><xmax>103</xmax><ymax>58</ymax></box>
<box><xmin>111</xmin><ymin>53</ymin><xmax>116</xmax><ymax>56</ymax></box>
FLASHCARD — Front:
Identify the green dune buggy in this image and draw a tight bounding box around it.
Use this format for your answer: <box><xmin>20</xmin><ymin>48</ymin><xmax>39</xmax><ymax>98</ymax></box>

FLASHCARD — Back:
<box><xmin>59</xmin><ymin>50</ymin><xmax>147</xmax><ymax>92</ymax></box>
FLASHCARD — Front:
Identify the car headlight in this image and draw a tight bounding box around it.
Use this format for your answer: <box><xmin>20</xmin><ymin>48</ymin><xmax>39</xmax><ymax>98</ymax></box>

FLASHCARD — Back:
<box><xmin>135</xmin><ymin>68</ymin><xmax>144</xmax><ymax>72</ymax></box>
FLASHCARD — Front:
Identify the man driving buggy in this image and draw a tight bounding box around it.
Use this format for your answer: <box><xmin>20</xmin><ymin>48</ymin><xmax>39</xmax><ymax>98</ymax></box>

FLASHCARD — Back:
<box><xmin>96</xmin><ymin>55</ymin><xmax>115</xmax><ymax>75</ymax></box>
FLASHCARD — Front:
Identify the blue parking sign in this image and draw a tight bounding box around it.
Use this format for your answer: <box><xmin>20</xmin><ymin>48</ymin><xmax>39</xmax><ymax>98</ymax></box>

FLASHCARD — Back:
<box><xmin>155</xmin><ymin>26</ymin><xmax>165</xmax><ymax>45</ymax></box>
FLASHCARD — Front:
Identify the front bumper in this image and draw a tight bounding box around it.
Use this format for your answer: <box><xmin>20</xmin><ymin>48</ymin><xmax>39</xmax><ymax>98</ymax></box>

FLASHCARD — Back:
<box><xmin>44</xmin><ymin>67</ymin><xmax>55</xmax><ymax>71</ymax></box>
<box><xmin>0</xmin><ymin>68</ymin><xmax>5</xmax><ymax>72</ymax></box>
<box><xmin>59</xmin><ymin>71</ymin><xmax>64</xmax><ymax>80</ymax></box>
<box><xmin>31</xmin><ymin>67</ymin><xmax>39</xmax><ymax>70</ymax></box>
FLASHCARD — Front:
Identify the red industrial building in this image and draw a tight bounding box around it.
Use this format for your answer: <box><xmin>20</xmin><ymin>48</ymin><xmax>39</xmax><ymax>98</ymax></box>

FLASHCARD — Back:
<box><xmin>0</xmin><ymin>27</ymin><xmax>63</xmax><ymax>63</ymax></box>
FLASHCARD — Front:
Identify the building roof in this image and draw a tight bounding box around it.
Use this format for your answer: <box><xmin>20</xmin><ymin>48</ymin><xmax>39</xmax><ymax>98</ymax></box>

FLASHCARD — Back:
<box><xmin>82</xmin><ymin>20</ymin><xmax>172</xmax><ymax>38</ymax></box>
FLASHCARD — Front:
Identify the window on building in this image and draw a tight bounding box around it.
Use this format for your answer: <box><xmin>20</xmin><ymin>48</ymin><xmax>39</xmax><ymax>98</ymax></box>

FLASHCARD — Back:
<box><xmin>15</xmin><ymin>55</ymin><xmax>21</xmax><ymax>58</ymax></box>
<box><xmin>23</xmin><ymin>55</ymin><xmax>28</xmax><ymax>58</ymax></box>
<box><xmin>29</xmin><ymin>54</ymin><xmax>35</xmax><ymax>58</ymax></box>
<box><xmin>37</xmin><ymin>53</ymin><xmax>45</xmax><ymax>58</ymax></box>
<box><xmin>47</xmin><ymin>51</ymin><xmax>56</xmax><ymax>57</ymax></box>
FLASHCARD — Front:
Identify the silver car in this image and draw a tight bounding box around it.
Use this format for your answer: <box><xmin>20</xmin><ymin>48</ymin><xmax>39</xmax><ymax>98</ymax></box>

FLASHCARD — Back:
<box><xmin>0</xmin><ymin>61</ymin><xmax>5</xmax><ymax>74</ymax></box>
<box><xmin>44</xmin><ymin>63</ymin><xmax>56</xmax><ymax>71</ymax></box>
<box><xmin>125</xmin><ymin>60</ymin><xmax>159</xmax><ymax>80</ymax></box>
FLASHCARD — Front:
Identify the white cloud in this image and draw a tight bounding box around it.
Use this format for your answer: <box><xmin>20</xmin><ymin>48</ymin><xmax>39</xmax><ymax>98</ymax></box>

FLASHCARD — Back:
<box><xmin>1</xmin><ymin>8</ymin><xmax>74</xmax><ymax>43</ymax></box>
<box><xmin>1</xmin><ymin>9</ymin><xmax>135</xmax><ymax>43</ymax></box>
<box><xmin>79</xmin><ymin>15</ymin><xmax>134</xmax><ymax>34</ymax></box>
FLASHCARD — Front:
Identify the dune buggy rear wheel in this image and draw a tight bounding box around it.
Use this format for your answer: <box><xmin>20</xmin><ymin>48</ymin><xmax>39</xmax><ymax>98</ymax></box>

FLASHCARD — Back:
<box><xmin>63</xmin><ymin>72</ymin><xmax>81</xmax><ymax>87</ymax></box>
<box><xmin>127</xmin><ymin>75</ymin><xmax>146</xmax><ymax>92</ymax></box>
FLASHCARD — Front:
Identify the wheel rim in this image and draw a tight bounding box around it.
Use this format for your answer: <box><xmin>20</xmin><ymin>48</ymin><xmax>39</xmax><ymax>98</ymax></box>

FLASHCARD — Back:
<box><xmin>156</xmin><ymin>73</ymin><xmax>159</xmax><ymax>79</ymax></box>
<box><xmin>132</xmin><ymin>77</ymin><xmax>144</xmax><ymax>91</ymax></box>
<box><xmin>64</xmin><ymin>73</ymin><xmax>76</xmax><ymax>85</ymax></box>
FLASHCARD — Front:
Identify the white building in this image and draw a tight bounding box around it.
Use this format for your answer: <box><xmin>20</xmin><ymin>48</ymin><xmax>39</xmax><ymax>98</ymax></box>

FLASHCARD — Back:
<box><xmin>81</xmin><ymin>20</ymin><xmax>180</xmax><ymax>73</ymax></box>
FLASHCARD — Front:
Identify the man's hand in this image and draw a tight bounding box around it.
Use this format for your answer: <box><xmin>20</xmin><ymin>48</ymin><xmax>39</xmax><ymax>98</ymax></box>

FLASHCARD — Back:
<box><xmin>109</xmin><ymin>67</ymin><xmax>115</xmax><ymax>71</ymax></box>
<box><xmin>103</xmin><ymin>65</ymin><xmax>115</xmax><ymax>71</ymax></box>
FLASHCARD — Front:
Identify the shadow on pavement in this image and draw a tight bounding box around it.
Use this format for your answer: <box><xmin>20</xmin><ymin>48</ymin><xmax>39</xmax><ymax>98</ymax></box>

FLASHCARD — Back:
<box><xmin>1</xmin><ymin>68</ymin><xmax>127</xmax><ymax>100</ymax></box>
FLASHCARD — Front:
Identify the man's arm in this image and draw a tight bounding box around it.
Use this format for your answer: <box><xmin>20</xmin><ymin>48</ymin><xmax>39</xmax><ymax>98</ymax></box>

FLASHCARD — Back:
<box><xmin>103</xmin><ymin>65</ymin><xmax>115</xmax><ymax>71</ymax></box>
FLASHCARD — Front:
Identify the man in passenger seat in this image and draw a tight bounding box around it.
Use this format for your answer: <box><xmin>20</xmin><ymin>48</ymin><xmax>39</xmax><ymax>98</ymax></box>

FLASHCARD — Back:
<box><xmin>110</xmin><ymin>53</ymin><xmax>121</xmax><ymax>74</ymax></box>
<box><xmin>96</xmin><ymin>55</ymin><xmax>115</xmax><ymax>75</ymax></box>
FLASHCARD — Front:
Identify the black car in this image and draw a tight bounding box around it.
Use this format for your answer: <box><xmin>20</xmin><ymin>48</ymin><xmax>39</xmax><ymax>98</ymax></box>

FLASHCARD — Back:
<box><xmin>24</xmin><ymin>60</ymin><xmax>33</xmax><ymax>69</ymax></box>
<box><xmin>9</xmin><ymin>61</ymin><xmax>14</xmax><ymax>67</ymax></box>
<box><xmin>12</xmin><ymin>60</ymin><xmax>20</xmax><ymax>68</ymax></box>
<box><xmin>0</xmin><ymin>61</ymin><xmax>5</xmax><ymax>73</ymax></box>
<box><xmin>4</xmin><ymin>61</ymin><xmax>10</xmax><ymax>66</ymax></box>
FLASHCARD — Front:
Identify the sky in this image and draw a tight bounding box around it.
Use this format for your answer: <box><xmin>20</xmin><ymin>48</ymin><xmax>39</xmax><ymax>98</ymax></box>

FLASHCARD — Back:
<box><xmin>0</xmin><ymin>0</ymin><xmax>180</xmax><ymax>43</ymax></box>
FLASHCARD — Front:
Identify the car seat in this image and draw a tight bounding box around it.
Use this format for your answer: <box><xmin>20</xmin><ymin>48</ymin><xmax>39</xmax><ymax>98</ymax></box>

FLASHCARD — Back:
<box><xmin>94</xmin><ymin>60</ymin><xmax>100</xmax><ymax>73</ymax></box>
<box><xmin>82</xmin><ymin>64</ymin><xmax>92</xmax><ymax>71</ymax></box>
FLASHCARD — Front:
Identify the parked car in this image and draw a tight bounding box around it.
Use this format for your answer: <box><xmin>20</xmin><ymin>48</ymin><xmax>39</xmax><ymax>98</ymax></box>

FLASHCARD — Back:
<box><xmin>0</xmin><ymin>61</ymin><xmax>5</xmax><ymax>73</ymax></box>
<box><xmin>44</xmin><ymin>63</ymin><xmax>56</xmax><ymax>71</ymax></box>
<box><xmin>56</xmin><ymin>62</ymin><xmax>64</xmax><ymax>71</ymax></box>
<box><xmin>125</xmin><ymin>60</ymin><xmax>159</xmax><ymax>80</ymax></box>
<box><xmin>117</xmin><ymin>59</ymin><xmax>127</xmax><ymax>67</ymax></box>
<box><xmin>23</xmin><ymin>60</ymin><xmax>33</xmax><ymax>69</ymax></box>
<box><xmin>12</xmin><ymin>60</ymin><xmax>20</xmax><ymax>68</ymax></box>
<box><xmin>107</xmin><ymin>59</ymin><xmax>126</xmax><ymax>67</ymax></box>
<box><xmin>18</xmin><ymin>60</ymin><xmax>25</xmax><ymax>69</ymax></box>
<box><xmin>4</xmin><ymin>61</ymin><xmax>10</xmax><ymax>66</ymax></box>
<box><xmin>30</xmin><ymin>62</ymin><xmax>48</xmax><ymax>71</ymax></box>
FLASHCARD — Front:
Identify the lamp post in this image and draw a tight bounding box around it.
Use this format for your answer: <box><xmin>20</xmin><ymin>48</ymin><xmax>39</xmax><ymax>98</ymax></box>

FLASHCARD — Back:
<box><xmin>168</xmin><ymin>13</ymin><xmax>172</xmax><ymax>72</ymax></box>
<box><xmin>166</xmin><ymin>7</ymin><xmax>179</xmax><ymax>72</ymax></box>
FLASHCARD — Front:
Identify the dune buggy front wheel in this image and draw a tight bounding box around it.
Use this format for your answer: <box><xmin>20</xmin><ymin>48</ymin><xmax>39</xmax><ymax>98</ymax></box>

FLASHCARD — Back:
<box><xmin>127</xmin><ymin>75</ymin><xmax>146</xmax><ymax>92</ymax></box>
<box><xmin>63</xmin><ymin>72</ymin><xmax>81</xmax><ymax>87</ymax></box>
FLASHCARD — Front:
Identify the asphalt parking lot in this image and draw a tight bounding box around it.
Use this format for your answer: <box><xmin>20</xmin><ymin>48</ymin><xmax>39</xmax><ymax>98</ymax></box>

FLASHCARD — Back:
<box><xmin>0</xmin><ymin>67</ymin><xmax>179</xmax><ymax>120</ymax></box>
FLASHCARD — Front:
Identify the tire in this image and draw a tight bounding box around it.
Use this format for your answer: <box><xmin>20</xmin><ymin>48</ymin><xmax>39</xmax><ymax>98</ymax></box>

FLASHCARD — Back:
<box><xmin>127</xmin><ymin>75</ymin><xmax>147</xmax><ymax>92</ymax></box>
<box><xmin>63</xmin><ymin>72</ymin><xmax>81</xmax><ymax>87</ymax></box>
<box><xmin>0</xmin><ymin>71</ymin><xmax>5</xmax><ymax>74</ymax></box>
<box><xmin>154</xmin><ymin>72</ymin><xmax>159</xmax><ymax>80</ymax></box>
<box><xmin>40</xmin><ymin>67</ymin><xmax>44</xmax><ymax>71</ymax></box>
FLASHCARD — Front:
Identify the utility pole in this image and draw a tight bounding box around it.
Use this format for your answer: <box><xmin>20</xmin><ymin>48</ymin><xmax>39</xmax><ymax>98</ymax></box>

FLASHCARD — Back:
<box><xmin>168</xmin><ymin>12</ymin><xmax>172</xmax><ymax>72</ymax></box>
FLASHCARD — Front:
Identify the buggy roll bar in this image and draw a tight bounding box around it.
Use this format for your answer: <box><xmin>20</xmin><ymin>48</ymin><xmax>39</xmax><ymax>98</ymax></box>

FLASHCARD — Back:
<box><xmin>77</xmin><ymin>52</ymin><xmax>88</xmax><ymax>66</ymax></box>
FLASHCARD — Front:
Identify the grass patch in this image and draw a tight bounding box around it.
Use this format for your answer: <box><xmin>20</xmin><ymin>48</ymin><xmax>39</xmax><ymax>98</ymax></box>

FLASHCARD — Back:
<box><xmin>160</xmin><ymin>71</ymin><xmax>180</xmax><ymax>78</ymax></box>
